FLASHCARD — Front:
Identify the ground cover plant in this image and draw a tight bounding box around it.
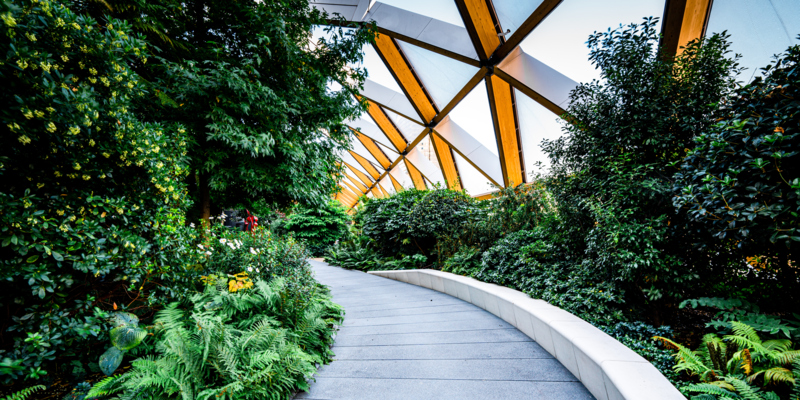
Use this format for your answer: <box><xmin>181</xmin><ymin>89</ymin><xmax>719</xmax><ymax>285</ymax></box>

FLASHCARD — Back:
<box><xmin>325</xmin><ymin>19</ymin><xmax>800</xmax><ymax>399</ymax></box>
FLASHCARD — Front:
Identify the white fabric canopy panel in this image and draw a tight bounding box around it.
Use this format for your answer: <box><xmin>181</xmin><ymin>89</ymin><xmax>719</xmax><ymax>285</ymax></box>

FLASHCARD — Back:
<box><xmin>446</xmin><ymin>80</ymin><xmax>499</xmax><ymax>157</ymax></box>
<box><xmin>405</xmin><ymin>140</ymin><xmax>446</xmax><ymax>186</ymax></box>
<box><xmin>454</xmin><ymin>152</ymin><xmax>496</xmax><ymax>196</ymax></box>
<box><xmin>396</xmin><ymin>40</ymin><xmax>480</xmax><ymax>109</ymax></box>
<box><xmin>515</xmin><ymin>88</ymin><xmax>567</xmax><ymax>177</ymax></box>
<box><xmin>389</xmin><ymin>160</ymin><xmax>415</xmax><ymax>190</ymax></box>
<box><xmin>383</xmin><ymin>108</ymin><xmax>425</xmax><ymax>142</ymax></box>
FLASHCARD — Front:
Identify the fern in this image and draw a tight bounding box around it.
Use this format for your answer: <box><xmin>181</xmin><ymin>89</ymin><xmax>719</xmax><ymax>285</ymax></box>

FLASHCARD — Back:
<box><xmin>1</xmin><ymin>385</ymin><xmax>45</xmax><ymax>400</ymax></box>
<box><xmin>96</xmin><ymin>277</ymin><xmax>339</xmax><ymax>399</ymax></box>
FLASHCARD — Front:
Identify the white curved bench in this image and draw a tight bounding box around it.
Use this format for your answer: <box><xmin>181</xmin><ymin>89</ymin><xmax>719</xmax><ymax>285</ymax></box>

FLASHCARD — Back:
<box><xmin>368</xmin><ymin>269</ymin><xmax>684</xmax><ymax>400</ymax></box>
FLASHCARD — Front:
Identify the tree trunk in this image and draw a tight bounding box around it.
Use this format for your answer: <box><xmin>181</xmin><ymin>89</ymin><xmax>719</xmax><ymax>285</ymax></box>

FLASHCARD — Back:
<box><xmin>199</xmin><ymin>172</ymin><xmax>211</xmax><ymax>226</ymax></box>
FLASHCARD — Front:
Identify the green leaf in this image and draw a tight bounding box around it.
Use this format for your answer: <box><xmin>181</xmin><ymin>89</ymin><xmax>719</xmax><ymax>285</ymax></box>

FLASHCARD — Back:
<box><xmin>52</xmin><ymin>252</ymin><xmax>63</xmax><ymax>261</ymax></box>
<box><xmin>26</xmin><ymin>255</ymin><xmax>39</xmax><ymax>263</ymax></box>
<box><xmin>99</xmin><ymin>346</ymin><xmax>124</xmax><ymax>376</ymax></box>
<box><xmin>109</xmin><ymin>312</ymin><xmax>139</xmax><ymax>327</ymax></box>
<box><xmin>110</xmin><ymin>326</ymin><xmax>147</xmax><ymax>350</ymax></box>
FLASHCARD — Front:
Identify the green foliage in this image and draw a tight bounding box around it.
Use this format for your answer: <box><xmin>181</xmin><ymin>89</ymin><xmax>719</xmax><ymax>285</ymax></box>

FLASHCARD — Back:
<box><xmin>1</xmin><ymin>385</ymin><xmax>44</xmax><ymax>400</ymax></box>
<box><xmin>544</xmin><ymin>18</ymin><xmax>741</xmax><ymax>302</ymax></box>
<box><xmin>89</xmin><ymin>0</ymin><xmax>377</xmax><ymax>215</ymax></box>
<box><xmin>0</xmin><ymin>0</ymin><xmax>189</xmax><ymax>382</ymax></box>
<box><xmin>681</xmin><ymin>298</ymin><xmax>800</xmax><ymax>341</ymax></box>
<box><xmin>357</xmin><ymin>188</ymin><xmax>428</xmax><ymax>258</ymax></box>
<box><xmin>282</xmin><ymin>201</ymin><xmax>351</xmax><ymax>256</ymax></box>
<box><xmin>88</xmin><ymin>277</ymin><xmax>341</xmax><ymax>400</ymax></box>
<box><xmin>656</xmin><ymin>321</ymin><xmax>800</xmax><ymax>399</ymax></box>
<box><xmin>674</xmin><ymin>39</ymin><xmax>800</xmax><ymax>296</ymax></box>
<box><xmin>99</xmin><ymin>311</ymin><xmax>148</xmax><ymax>375</ymax></box>
<box><xmin>601</xmin><ymin>322</ymin><xmax>680</xmax><ymax>385</ymax></box>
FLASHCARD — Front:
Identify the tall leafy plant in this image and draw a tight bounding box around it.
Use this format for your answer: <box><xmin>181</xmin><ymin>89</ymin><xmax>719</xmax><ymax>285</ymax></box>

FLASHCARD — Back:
<box><xmin>0</xmin><ymin>0</ymin><xmax>189</xmax><ymax>382</ymax></box>
<box><xmin>543</xmin><ymin>18</ymin><xmax>741</xmax><ymax>305</ymax></box>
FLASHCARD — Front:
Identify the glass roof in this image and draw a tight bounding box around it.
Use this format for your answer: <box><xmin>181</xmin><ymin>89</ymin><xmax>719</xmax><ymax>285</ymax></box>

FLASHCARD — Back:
<box><xmin>314</xmin><ymin>0</ymin><xmax>789</xmax><ymax>208</ymax></box>
<box><xmin>706</xmin><ymin>0</ymin><xmax>800</xmax><ymax>83</ymax></box>
<box><xmin>379</xmin><ymin>0</ymin><xmax>465</xmax><ymax>27</ymax></box>
<box><xmin>519</xmin><ymin>0</ymin><xmax>665</xmax><ymax>84</ymax></box>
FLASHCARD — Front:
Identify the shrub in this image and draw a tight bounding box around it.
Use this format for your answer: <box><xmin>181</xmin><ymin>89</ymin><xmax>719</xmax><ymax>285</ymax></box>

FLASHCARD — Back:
<box><xmin>282</xmin><ymin>201</ymin><xmax>351</xmax><ymax>256</ymax></box>
<box><xmin>0</xmin><ymin>1</ymin><xmax>189</xmax><ymax>383</ymax></box>
<box><xmin>674</xmin><ymin>39</ymin><xmax>800</xmax><ymax>301</ymax></box>
<box><xmin>357</xmin><ymin>189</ymin><xmax>427</xmax><ymax>258</ymax></box>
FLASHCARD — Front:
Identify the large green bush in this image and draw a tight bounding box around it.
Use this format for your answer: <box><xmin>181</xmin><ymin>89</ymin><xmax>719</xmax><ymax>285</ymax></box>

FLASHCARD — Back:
<box><xmin>0</xmin><ymin>0</ymin><xmax>189</xmax><ymax>382</ymax></box>
<box><xmin>282</xmin><ymin>200</ymin><xmax>351</xmax><ymax>256</ymax></box>
<box><xmin>674</xmin><ymin>40</ymin><xmax>800</xmax><ymax>300</ymax></box>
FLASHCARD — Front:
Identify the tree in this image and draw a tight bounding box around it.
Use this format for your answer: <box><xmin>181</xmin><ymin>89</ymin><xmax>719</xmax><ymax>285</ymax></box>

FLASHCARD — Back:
<box><xmin>83</xmin><ymin>0</ymin><xmax>375</xmax><ymax>222</ymax></box>
<box><xmin>543</xmin><ymin>18</ymin><xmax>740</xmax><ymax>306</ymax></box>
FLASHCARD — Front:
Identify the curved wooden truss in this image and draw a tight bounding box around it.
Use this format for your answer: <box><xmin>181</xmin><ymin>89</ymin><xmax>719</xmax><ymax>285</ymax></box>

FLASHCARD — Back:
<box><xmin>313</xmin><ymin>0</ymin><xmax>712</xmax><ymax>208</ymax></box>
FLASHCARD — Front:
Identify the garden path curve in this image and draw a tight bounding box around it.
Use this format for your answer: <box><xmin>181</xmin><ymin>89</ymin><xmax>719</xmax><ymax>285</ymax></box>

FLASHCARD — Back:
<box><xmin>296</xmin><ymin>260</ymin><xmax>594</xmax><ymax>400</ymax></box>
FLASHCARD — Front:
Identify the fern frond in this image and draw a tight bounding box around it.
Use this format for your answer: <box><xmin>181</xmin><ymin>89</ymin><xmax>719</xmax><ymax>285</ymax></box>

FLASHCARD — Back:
<box><xmin>2</xmin><ymin>385</ymin><xmax>45</xmax><ymax>400</ymax></box>
<box><xmin>731</xmin><ymin>321</ymin><xmax>762</xmax><ymax>345</ymax></box>
<box><xmin>685</xmin><ymin>382</ymin><xmax>737</xmax><ymax>397</ymax></box>
<box><xmin>725</xmin><ymin>376</ymin><xmax>763</xmax><ymax>400</ymax></box>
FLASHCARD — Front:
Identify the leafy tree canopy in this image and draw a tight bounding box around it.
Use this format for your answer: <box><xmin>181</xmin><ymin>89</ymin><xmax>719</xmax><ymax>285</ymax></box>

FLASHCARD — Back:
<box><xmin>81</xmin><ymin>0</ymin><xmax>376</xmax><ymax>220</ymax></box>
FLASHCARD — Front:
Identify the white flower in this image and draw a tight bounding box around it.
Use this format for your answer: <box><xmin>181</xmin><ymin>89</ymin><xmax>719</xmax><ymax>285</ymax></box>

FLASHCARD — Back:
<box><xmin>247</xmin><ymin>267</ymin><xmax>253</xmax><ymax>272</ymax></box>
<box><xmin>249</xmin><ymin>247</ymin><xmax>257</xmax><ymax>255</ymax></box>
<box><xmin>190</xmin><ymin>223</ymin><xmax>195</xmax><ymax>228</ymax></box>
<box><xmin>205</xmin><ymin>251</ymin><xmax>212</xmax><ymax>256</ymax></box>
<box><xmin>197</xmin><ymin>244</ymin><xmax>204</xmax><ymax>249</ymax></box>
<box><xmin>255</xmin><ymin>268</ymin><xmax>260</xmax><ymax>273</ymax></box>
<box><xmin>219</xmin><ymin>238</ymin><xmax>227</xmax><ymax>244</ymax></box>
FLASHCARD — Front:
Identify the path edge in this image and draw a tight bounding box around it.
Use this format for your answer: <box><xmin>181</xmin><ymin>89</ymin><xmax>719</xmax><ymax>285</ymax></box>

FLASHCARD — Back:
<box><xmin>368</xmin><ymin>269</ymin><xmax>684</xmax><ymax>400</ymax></box>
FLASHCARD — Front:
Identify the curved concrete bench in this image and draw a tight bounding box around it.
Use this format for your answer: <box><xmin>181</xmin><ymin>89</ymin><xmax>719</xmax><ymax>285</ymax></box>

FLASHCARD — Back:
<box><xmin>368</xmin><ymin>269</ymin><xmax>684</xmax><ymax>400</ymax></box>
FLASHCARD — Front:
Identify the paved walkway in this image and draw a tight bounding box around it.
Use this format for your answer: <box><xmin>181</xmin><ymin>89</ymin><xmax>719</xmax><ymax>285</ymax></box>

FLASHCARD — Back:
<box><xmin>297</xmin><ymin>261</ymin><xmax>594</xmax><ymax>400</ymax></box>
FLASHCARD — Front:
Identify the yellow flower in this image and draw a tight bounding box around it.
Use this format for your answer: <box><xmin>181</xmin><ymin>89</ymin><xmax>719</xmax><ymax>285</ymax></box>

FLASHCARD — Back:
<box><xmin>18</xmin><ymin>135</ymin><xmax>31</xmax><ymax>145</ymax></box>
<box><xmin>25</xmin><ymin>33</ymin><xmax>36</xmax><ymax>42</ymax></box>
<box><xmin>88</xmin><ymin>77</ymin><xmax>96</xmax><ymax>84</ymax></box>
<box><xmin>61</xmin><ymin>55</ymin><xmax>69</xmax><ymax>62</ymax></box>
<box><xmin>34</xmin><ymin>110</ymin><xmax>45</xmax><ymax>118</ymax></box>
<box><xmin>88</xmin><ymin>139</ymin><xmax>95</xmax><ymax>146</ymax></box>
<box><xmin>82</xmin><ymin>175</ymin><xmax>90</xmax><ymax>180</ymax></box>
<box><xmin>73</xmin><ymin>163</ymin><xmax>80</xmax><ymax>170</ymax></box>
<box><xmin>102</xmin><ymin>152</ymin><xmax>110</xmax><ymax>158</ymax></box>
<box><xmin>56</xmin><ymin>209</ymin><xmax>64</xmax><ymax>216</ymax></box>
<box><xmin>69</xmin><ymin>126</ymin><xmax>80</xmax><ymax>135</ymax></box>
<box><xmin>1</xmin><ymin>13</ymin><xmax>17</xmax><ymax>27</ymax></box>
<box><xmin>46</xmin><ymin>107</ymin><xmax>55</xmax><ymax>113</ymax></box>
<box><xmin>22</xmin><ymin>109</ymin><xmax>33</xmax><ymax>119</ymax></box>
<box><xmin>46</xmin><ymin>122</ymin><xmax>56</xmax><ymax>133</ymax></box>
<box><xmin>89</xmin><ymin>68</ymin><xmax>97</xmax><ymax>75</ymax></box>
<box><xmin>15</xmin><ymin>59</ymin><xmax>28</xmax><ymax>70</ymax></box>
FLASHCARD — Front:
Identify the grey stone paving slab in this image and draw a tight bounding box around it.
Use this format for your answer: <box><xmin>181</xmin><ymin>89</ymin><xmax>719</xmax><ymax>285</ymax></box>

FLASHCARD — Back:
<box><xmin>314</xmin><ymin>359</ymin><xmax>579</xmax><ymax>381</ymax></box>
<box><xmin>297</xmin><ymin>261</ymin><xmax>594</xmax><ymax>400</ymax></box>
<box><xmin>343</xmin><ymin>310</ymin><xmax>500</xmax><ymax>327</ymax></box>
<box><xmin>337</xmin><ymin>317</ymin><xmax>511</xmax><ymax>336</ymax></box>
<box><xmin>343</xmin><ymin>297</ymin><xmax>464</xmax><ymax>312</ymax></box>
<box><xmin>296</xmin><ymin>378</ymin><xmax>593</xmax><ymax>400</ymax></box>
<box><xmin>331</xmin><ymin>341</ymin><xmax>552</xmax><ymax>360</ymax></box>
<box><xmin>344</xmin><ymin>303</ymin><xmax>477</xmax><ymax>318</ymax></box>
<box><xmin>333</xmin><ymin>328</ymin><xmax>531</xmax><ymax>346</ymax></box>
